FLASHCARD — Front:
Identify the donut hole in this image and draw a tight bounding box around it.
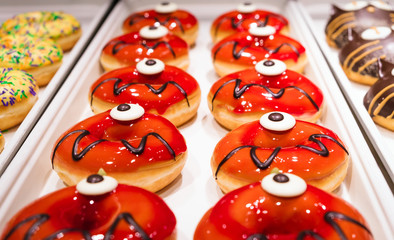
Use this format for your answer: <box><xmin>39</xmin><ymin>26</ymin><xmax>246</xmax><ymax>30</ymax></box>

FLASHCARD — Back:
<box><xmin>102</xmin><ymin>122</ymin><xmax>140</xmax><ymax>141</ymax></box>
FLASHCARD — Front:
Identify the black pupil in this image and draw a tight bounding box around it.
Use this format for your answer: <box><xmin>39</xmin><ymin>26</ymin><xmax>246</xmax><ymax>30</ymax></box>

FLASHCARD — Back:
<box><xmin>117</xmin><ymin>104</ymin><xmax>131</xmax><ymax>111</ymax></box>
<box><xmin>273</xmin><ymin>173</ymin><xmax>289</xmax><ymax>183</ymax></box>
<box><xmin>263</xmin><ymin>60</ymin><xmax>275</xmax><ymax>67</ymax></box>
<box><xmin>146</xmin><ymin>59</ymin><xmax>157</xmax><ymax>66</ymax></box>
<box><xmin>244</xmin><ymin>2</ymin><xmax>252</xmax><ymax>5</ymax></box>
<box><xmin>87</xmin><ymin>174</ymin><xmax>104</xmax><ymax>183</ymax></box>
<box><xmin>162</xmin><ymin>2</ymin><xmax>169</xmax><ymax>5</ymax></box>
<box><xmin>149</xmin><ymin>26</ymin><xmax>158</xmax><ymax>30</ymax></box>
<box><xmin>268</xmin><ymin>112</ymin><xmax>284</xmax><ymax>121</ymax></box>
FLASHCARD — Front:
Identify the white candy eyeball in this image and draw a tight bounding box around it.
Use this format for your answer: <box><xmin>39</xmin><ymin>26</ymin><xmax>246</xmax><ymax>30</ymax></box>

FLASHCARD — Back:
<box><xmin>237</xmin><ymin>2</ymin><xmax>257</xmax><ymax>13</ymax></box>
<box><xmin>391</xmin><ymin>68</ymin><xmax>394</xmax><ymax>76</ymax></box>
<box><xmin>342</xmin><ymin>1</ymin><xmax>368</xmax><ymax>11</ymax></box>
<box><xmin>77</xmin><ymin>174</ymin><xmax>118</xmax><ymax>196</ymax></box>
<box><xmin>136</xmin><ymin>58</ymin><xmax>165</xmax><ymax>75</ymax></box>
<box><xmin>260</xmin><ymin>112</ymin><xmax>296</xmax><ymax>132</ymax></box>
<box><xmin>110</xmin><ymin>103</ymin><xmax>145</xmax><ymax>122</ymax></box>
<box><xmin>255</xmin><ymin>59</ymin><xmax>287</xmax><ymax>76</ymax></box>
<box><xmin>370</xmin><ymin>0</ymin><xmax>392</xmax><ymax>10</ymax></box>
<box><xmin>155</xmin><ymin>2</ymin><xmax>178</xmax><ymax>14</ymax></box>
<box><xmin>249</xmin><ymin>25</ymin><xmax>276</xmax><ymax>37</ymax></box>
<box><xmin>139</xmin><ymin>25</ymin><xmax>168</xmax><ymax>39</ymax></box>
<box><xmin>361</xmin><ymin>26</ymin><xmax>392</xmax><ymax>40</ymax></box>
<box><xmin>261</xmin><ymin>173</ymin><xmax>307</xmax><ymax>198</ymax></box>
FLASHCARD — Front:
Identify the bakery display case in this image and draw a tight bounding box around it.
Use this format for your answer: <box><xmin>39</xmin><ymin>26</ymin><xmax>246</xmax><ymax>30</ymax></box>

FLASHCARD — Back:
<box><xmin>0</xmin><ymin>0</ymin><xmax>393</xmax><ymax>239</ymax></box>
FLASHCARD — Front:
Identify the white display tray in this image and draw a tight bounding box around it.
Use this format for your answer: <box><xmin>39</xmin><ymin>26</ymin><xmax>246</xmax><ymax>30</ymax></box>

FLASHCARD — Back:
<box><xmin>297</xmin><ymin>0</ymin><xmax>394</xmax><ymax>182</ymax></box>
<box><xmin>0</xmin><ymin>0</ymin><xmax>114</xmax><ymax>173</ymax></box>
<box><xmin>0</xmin><ymin>0</ymin><xmax>393</xmax><ymax>239</ymax></box>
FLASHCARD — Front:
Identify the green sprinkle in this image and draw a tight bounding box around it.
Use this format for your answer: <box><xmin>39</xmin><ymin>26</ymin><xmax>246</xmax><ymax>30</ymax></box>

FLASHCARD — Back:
<box><xmin>270</xmin><ymin>167</ymin><xmax>281</xmax><ymax>174</ymax></box>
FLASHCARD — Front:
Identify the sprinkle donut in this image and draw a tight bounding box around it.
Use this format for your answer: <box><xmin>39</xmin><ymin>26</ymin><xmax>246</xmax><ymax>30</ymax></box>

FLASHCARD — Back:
<box><xmin>90</xmin><ymin>58</ymin><xmax>201</xmax><ymax>127</ymax></box>
<box><xmin>1</xmin><ymin>11</ymin><xmax>82</xmax><ymax>51</ymax></box>
<box><xmin>52</xmin><ymin>104</ymin><xmax>187</xmax><ymax>192</ymax></box>
<box><xmin>0</xmin><ymin>34</ymin><xmax>63</xmax><ymax>86</ymax></box>
<box><xmin>211</xmin><ymin>112</ymin><xmax>349</xmax><ymax>193</ymax></box>
<box><xmin>0</xmin><ymin>68</ymin><xmax>39</xmax><ymax>130</ymax></box>
<box><xmin>194</xmin><ymin>173</ymin><xmax>372</xmax><ymax>240</ymax></box>
<box><xmin>1</xmin><ymin>174</ymin><xmax>177</xmax><ymax>239</ymax></box>
<box><xmin>208</xmin><ymin>59</ymin><xmax>324</xmax><ymax>130</ymax></box>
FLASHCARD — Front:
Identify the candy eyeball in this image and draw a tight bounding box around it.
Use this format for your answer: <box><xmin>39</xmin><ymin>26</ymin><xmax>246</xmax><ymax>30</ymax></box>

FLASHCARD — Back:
<box><xmin>249</xmin><ymin>25</ymin><xmax>276</xmax><ymax>37</ymax></box>
<box><xmin>110</xmin><ymin>103</ymin><xmax>145</xmax><ymax>122</ymax></box>
<box><xmin>370</xmin><ymin>0</ymin><xmax>392</xmax><ymax>11</ymax></box>
<box><xmin>139</xmin><ymin>25</ymin><xmax>169</xmax><ymax>39</ymax></box>
<box><xmin>77</xmin><ymin>174</ymin><xmax>118</xmax><ymax>196</ymax></box>
<box><xmin>261</xmin><ymin>173</ymin><xmax>307</xmax><ymax>197</ymax></box>
<box><xmin>237</xmin><ymin>2</ymin><xmax>257</xmax><ymax>13</ymax></box>
<box><xmin>259</xmin><ymin>112</ymin><xmax>296</xmax><ymax>132</ymax></box>
<box><xmin>361</xmin><ymin>26</ymin><xmax>391</xmax><ymax>40</ymax></box>
<box><xmin>136</xmin><ymin>58</ymin><xmax>165</xmax><ymax>75</ymax></box>
<box><xmin>342</xmin><ymin>1</ymin><xmax>368</xmax><ymax>11</ymax></box>
<box><xmin>155</xmin><ymin>2</ymin><xmax>178</xmax><ymax>14</ymax></box>
<box><xmin>255</xmin><ymin>59</ymin><xmax>287</xmax><ymax>76</ymax></box>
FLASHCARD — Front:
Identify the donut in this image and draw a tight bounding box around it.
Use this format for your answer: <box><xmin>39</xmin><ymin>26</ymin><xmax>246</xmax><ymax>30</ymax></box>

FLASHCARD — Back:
<box><xmin>100</xmin><ymin>25</ymin><xmax>189</xmax><ymax>72</ymax></box>
<box><xmin>208</xmin><ymin>59</ymin><xmax>324</xmax><ymax>130</ymax></box>
<box><xmin>325</xmin><ymin>1</ymin><xmax>393</xmax><ymax>49</ymax></box>
<box><xmin>211</xmin><ymin>2</ymin><xmax>289</xmax><ymax>43</ymax></box>
<box><xmin>364</xmin><ymin>59</ymin><xmax>394</xmax><ymax>131</ymax></box>
<box><xmin>211</xmin><ymin>25</ymin><xmax>306</xmax><ymax>77</ymax></box>
<box><xmin>90</xmin><ymin>58</ymin><xmax>201</xmax><ymax>127</ymax></box>
<box><xmin>1</xmin><ymin>174</ymin><xmax>177</xmax><ymax>239</ymax></box>
<box><xmin>0</xmin><ymin>11</ymin><xmax>82</xmax><ymax>51</ymax></box>
<box><xmin>0</xmin><ymin>130</ymin><xmax>4</xmax><ymax>153</ymax></box>
<box><xmin>0</xmin><ymin>68</ymin><xmax>39</xmax><ymax>130</ymax></box>
<box><xmin>211</xmin><ymin>111</ymin><xmax>349</xmax><ymax>193</ymax></box>
<box><xmin>194</xmin><ymin>173</ymin><xmax>372</xmax><ymax>239</ymax></box>
<box><xmin>0</xmin><ymin>34</ymin><xmax>63</xmax><ymax>86</ymax></box>
<box><xmin>339</xmin><ymin>27</ymin><xmax>394</xmax><ymax>85</ymax></box>
<box><xmin>122</xmin><ymin>2</ymin><xmax>198</xmax><ymax>46</ymax></box>
<box><xmin>52</xmin><ymin>103</ymin><xmax>187</xmax><ymax>192</ymax></box>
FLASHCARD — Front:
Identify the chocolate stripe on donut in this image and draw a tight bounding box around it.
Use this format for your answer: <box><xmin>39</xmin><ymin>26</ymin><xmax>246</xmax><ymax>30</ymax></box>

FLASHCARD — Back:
<box><xmin>296</xmin><ymin>231</ymin><xmax>324</xmax><ymax>240</ymax></box>
<box><xmin>106</xmin><ymin>212</ymin><xmax>151</xmax><ymax>240</ymax></box>
<box><xmin>4</xmin><ymin>214</ymin><xmax>49</xmax><ymax>239</ymax></box>
<box><xmin>127</xmin><ymin>14</ymin><xmax>146</xmax><ymax>25</ymax></box>
<box><xmin>109</xmin><ymin>40</ymin><xmax>176</xmax><ymax>58</ymax></box>
<box><xmin>296</xmin><ymin>134</ymin><xmax>348</xmax><ymax>157</ymax></box>
<box><xmin>211</xmin><ymin>78</ymin><xmax>319</xmax><ymax>111</ymax></box>
<box><xmin>263</xmin><ymin>43</ymin><xmax>300</xmax><ymax>57</ymax></box>
<box><xmin>127</xmin><ymin>15</ymin><xmax>185</xmax><ymax>33</ymax></box>
<box><xmin>90</xmin><ymin>78</ymin><xmax>189</xmax><ymax>107</ymax></box>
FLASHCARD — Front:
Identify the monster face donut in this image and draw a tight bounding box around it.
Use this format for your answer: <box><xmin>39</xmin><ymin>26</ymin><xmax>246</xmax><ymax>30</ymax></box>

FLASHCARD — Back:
<box><xmin>101</xmin><ymin>25</ymin><xmax>189</xmax><ymax>72</ymax></box>
<box><xmin>194</xmin><ymin>173</ymin><xmax>372</xmax><ymax>240</ymax></box>
<box><xmin>208</xmin><ymin>59</ymin><xmax>324</xmax><ymax>130</ymax></box>
<box><xmin>212</xmin><ymin>26</ymin><xmax>306</xmax><ymax>77</ymax></box>
<box><xmin>0</xmin><ymin>34</ymin><xmax>63</xmax><ymax>86</ymax></box>
<box><xmin>211</xmin><ymin>112</ymin><xmax>349</xmax><ymax>193</ymax></box>
<box><xmin>339</xmin><ymin>27</ymin><xmax>394</xmax><ymax>85</ymax></box>
<box><xmin>90</xmin><ymin>58</ymin><xmax>201</xmax><ymax>127</ymax></box>
<box><xmin>325</xmin><ymin>1</ymin><xmax>393</xmax><ymax>49</ymax></box>
<box><xmin>1</xmin><ymin>174</ymin><xmax>177</xmax><ymax>240</ymax></box>
<box><xmin>0</xmin><ymin>68</ymin><xmax>39</xmax><ymax>130</ymax></box>
<box><xmin>123</xmin><ymin>2</ymin><xmax>199</xmax><ymax>46</ymax></box>
<box><xmin>1</xmin><ymin>11</ymin><xmax>82</xmax><ymax>51</ymax></box>
<box><xmin>211</xmin><ymin>2</ymin><xmax>289</xmax><ymax>43</ymax></box>
<box><xmin>364</xmin><ymin>59</ymin><xmax>394</xmax><ymax>131</ymax></box>
<box><xmin>52</xmin><ymin>104</ymin><xmax>187</xmax><ymax>192</ymax></box>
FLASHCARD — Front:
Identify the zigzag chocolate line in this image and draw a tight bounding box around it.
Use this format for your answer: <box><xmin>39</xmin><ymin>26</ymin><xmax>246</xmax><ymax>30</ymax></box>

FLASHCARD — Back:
<box><xmin>4</xmin><ymin>212</ymin><xmax>151</xmax><ymax>240</ymax></box>
<box><xmin>90</xmin><ymin>77</ymin><xmax>189</xmax><ymax>107</ymax></box>
<box><xmin>110</xmin><ymin>40</ymin><xmax>176</xmax><ymax>58</ymax></box>
<box><xmin>215</xmin><ymin>134</ymin><xmax>348</xmax><ymax>178</ymax></box>
<box><xmin>296</xmin><ymin>231</ymin><xmax>324</xmax><ymax>240</ymax></box>
<box><xmin>127</xmin><ymin>14</ymin><xmax>185</xmax><ymax>33</ymax></box>
<box><xmin>210</xmin><ymin>78</ymin><xmax>319</xmax><ymax>111</ymax></box>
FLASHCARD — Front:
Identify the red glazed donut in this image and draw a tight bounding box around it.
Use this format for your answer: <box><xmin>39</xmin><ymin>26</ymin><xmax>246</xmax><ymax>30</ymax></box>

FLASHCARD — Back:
<box><xmin>211</xmin><ymin>2</ymin><xmax>289</xmax><ymax>43</ymax></box>
<box><xmin>208</xmin><ymin>59</ymin><xmax>324</xmax><ymax>130</ymax></box>
<box><xmin>1</xmin><ymin>174</ymin><xmax>177</xmax><ymax>240</ymax></box>
<box><xmin>211</xmin><ymin>112</ymin><xmax>349</xmax><ymax>193</ymax></box>
<box><xmin>122</xmin><ymin>2</ymin><xmax>198</xmax><ymax>46</ymax></box>
<box><xmin>90</xmin><ymin>58</ymin><xmax>201</xmax><ymax>127</ymax></box>
<box><xmin>194</xmin><ymin>173</ymin><xmax>372</xmax><ymax>240</ymax></box>
<box><xmin>100</xmin><ymin>25</ymin><xmax>189</xmax><ymax>72</ymax></box>
<box><xmin>211</xmin><ymin>26</ymin><xmax>306</xmax><ymax>77</ymax></box>
<box><xmin>52</xmin><ymin>104</ymin><xmax>187</xmax><ymax>192</ymax></box>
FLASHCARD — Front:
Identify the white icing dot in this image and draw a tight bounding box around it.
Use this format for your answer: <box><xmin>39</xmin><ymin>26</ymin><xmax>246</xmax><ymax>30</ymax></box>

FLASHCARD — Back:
<box><xmin>259</xmin><ymin>112</ymin><xmax>296</xmax><ymax>132</ymax></box>
<box><xmin>370</xmin><ymin>0</ymin><xmax>393</xmax><ymax>10</ymax></box>
<box><xmin>136</xmin><ymin>58</ymin><xmax>165</xmax><ymax>75</ymax></box>
<box><xmin>249</xmin><ymin>25</ymin><xmax>276</xmax><ymax>37</ymax></box>
<box><xmin>361</xmin><ymin>26</ymin><xmax>392</xmax><ymax>40</ymax></box>
<box><xmin>110</xmin><ymin>104</ymin><xmax>145</xmax><ymax>122</ymax></box>
<box><xmin>342</xmin><ymin>1</ymin><xmax>368</xmax><ymax>11</ymax></box>
<box><xmin>391</xmin><ymin>68</ymin><xmax>394</xmax><ymax>76</ymax></box>
<box><xmin>77</xmin><ymin>175</ymin><xmax>118</xmax><ymax>196</ymax></box>
<box><xmin>261</xmin><ymin>173</ymin><xmax>307</xmax><ymax>198</ymax></box>
<box><xmin>155</xmin><ymin>2</ymin><xmax>178</xmax><ymax>14</ymax></box>
<box><xmin>237</xmin><ymin>2</ymin><xmax>257</xmax><ymax>13</ymax></box>
<box><xmin>139</xmin><ymin>25</ymin><xmax>168</xmax><ymax>39</ymax></box>
<box><xmin>255</xmin><ymin>59</ymin><xmax>287</xmax><ymax>76</ymax></box>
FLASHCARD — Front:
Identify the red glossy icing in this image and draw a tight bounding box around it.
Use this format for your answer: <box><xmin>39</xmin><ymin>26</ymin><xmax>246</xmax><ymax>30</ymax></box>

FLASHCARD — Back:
<box><xmin>194</xmin><ymin>182</ymin><xmax>372</xmax><ymax>239</ymax></box>
<box><xmin>90</xmin><ymin>65</ymin><xmax>199</xmax><ymax>114</ymax></box>
<box><xmin>2</xmin><ymin>184</ymin><xmax>176</xmax><ymax>239</ymax></box>
<box><xmin>209</xmin><ymin>68</ymin><xmax>323</xmax><ymax>115</ymax></box>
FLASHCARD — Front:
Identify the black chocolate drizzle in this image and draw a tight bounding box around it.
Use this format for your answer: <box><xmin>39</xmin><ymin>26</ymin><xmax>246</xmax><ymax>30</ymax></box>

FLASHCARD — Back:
<box><xmin>128</xmin><ymin>14</ymin><xmax>185</xmax><ymax>33</ymax></box>
<box><xmin>211</xmin><ymin>78</ymin><xmax>319</xmax><ymax>111</ymax></box>
<box><xmin>90</xmin><ymin>77</ymin><xmax>189</xmax><ymax>107</ymax></box>
<box><xmin>109</xmin><ymin>40</ymin><xmax>176</xmax><ymax>58</ymax></box>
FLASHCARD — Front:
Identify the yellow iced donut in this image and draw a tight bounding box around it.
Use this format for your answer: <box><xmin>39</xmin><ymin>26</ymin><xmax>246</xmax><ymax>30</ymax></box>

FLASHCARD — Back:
<box><xmin>0</xmin><ymin>67</ymin><xmax>39</xmax><ymax>130</ymax></box>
